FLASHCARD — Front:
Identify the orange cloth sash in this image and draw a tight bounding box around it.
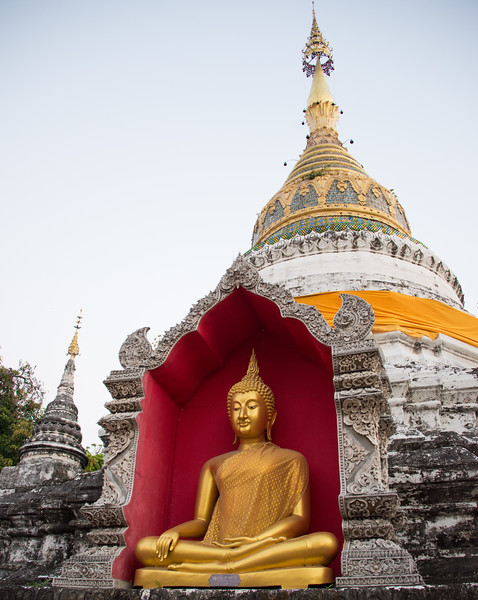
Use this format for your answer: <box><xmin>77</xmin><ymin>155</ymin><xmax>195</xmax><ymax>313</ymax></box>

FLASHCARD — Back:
<box><xmin>295</xmin><ymin>290</ymin><xmax>478</xmax><ymax>348</ymax></box>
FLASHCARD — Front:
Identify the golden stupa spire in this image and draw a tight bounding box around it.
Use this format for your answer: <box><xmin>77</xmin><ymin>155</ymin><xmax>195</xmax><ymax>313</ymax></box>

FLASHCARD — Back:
<box><xmin>302</xmin><ymin>2</ymin><xmax>334</xmax><ymax>78</ymax></box>
<box><xmin>249</xmin><ymin>7</ymin><xmax>412</xmax><ymax>250</ymax></box>
<box><xmin>302</xmin><ymin>4</ymin><xmax>339</xmax><ymax>134</ymax></box>
<box><xmin>67</xmin><ymin>309</ymin><xmax>83</xmax><ymax>360</ymax></box>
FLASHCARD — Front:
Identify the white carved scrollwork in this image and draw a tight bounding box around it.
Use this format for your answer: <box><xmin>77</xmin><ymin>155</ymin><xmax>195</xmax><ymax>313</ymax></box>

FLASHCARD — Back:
<box><xmin>347</xmin><ymin>454</ymin><xmax>382</xmax><ymax>495</ymax></box>
<box><xmin>334</xmin><ymin>333</ymin><xmax>421</xmax><ymax>586</ymax></box>
<box><xmin>343</xmin><ymin>429</ymin><xmax>368</xmax><ymax>479</ymax></box>
<box><xmin>337</xmin><ymin>352</ymin><xmax>382</xmax><ymax>375</ymax></box>
<box><xmin>100</xmin><ymin>417</ymin><xmax>135</xmax><ymax>462</ymax></box>
<box><xmin>104</xmin><ymin>368</ymin><xmax>145</xmax><ymax>399</ymax></box>
<box><xmin>247</xmin><ymin>230</ymin><xmax>464</xmax><ymax>304</ymax></box>
<box><xmin>149</xmin><ymin>255</ymin><xmax>376</xmax><ymax>371</ymax></box>
<box><xmin>337</xmin><ymin>538</ymin><xmax>422</xmax><ymax>587</ymax></box>
<box><xmin>87</xmin><ymin>528</ymin><xmax>126</xmax><ymax>546</ymax></box>
<box><xmin>331</xmin><ymin>294</ymin><xmax>375</xmax><ymax>343</ymax></box>
<box><xmin>54</xmin><ymin>546</ymin><xmax>123</xmax><ymax>588</ymax></box>
<box><xmin>342</xmin><ymin>397</ymin><xmax>381</xmax><ymax>445</ymax></box>
<box><xmin>93</xmin><ymin>415</ymin><xmax>138</xmax><ymax>508</ymax></box>
<box><xmin>343</xmin><ymin>518</ymin><xmax>395</xmax><ymax>540</ymax></box>
<box><xmin>334</xmin><ymin>371</ymin><xmax>382</xmax><ymax>392</ymax></box>
<box><xmin>118</xmin><ymin>327</ymin><xmax>152</xmax><ymax>369</ymax></box>
<box><xmin>341</xmin><ymin>494</ymin><xmax>399</xmax><ymax>519</ymax></box>
<box><xmin>80</xmin><ymin>506</ymin><xmax>127</xmax><ymax>528</ymax></box>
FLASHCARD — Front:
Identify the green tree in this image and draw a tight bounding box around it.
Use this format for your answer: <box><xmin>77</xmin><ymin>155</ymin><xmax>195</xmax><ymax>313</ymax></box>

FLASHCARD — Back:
<box><xmin>85</xmin><ymin>443</ymin><xmax>104</xmax><ymax>472</ymax></box>
<box><xmin>0</xmin><ymin>357</ymin><xmax>44</xmax><ymax>469</ymax></box>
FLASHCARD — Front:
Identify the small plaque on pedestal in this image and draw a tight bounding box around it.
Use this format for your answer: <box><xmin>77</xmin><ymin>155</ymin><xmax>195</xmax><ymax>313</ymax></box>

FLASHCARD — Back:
<box><xmin>209</xmin><ymin>574</ymin><xmax>241</xmax><ymax>587</ymax></box>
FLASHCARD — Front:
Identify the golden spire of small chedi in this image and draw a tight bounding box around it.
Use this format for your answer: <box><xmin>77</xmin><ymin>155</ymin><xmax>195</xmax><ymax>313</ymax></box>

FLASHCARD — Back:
<box><xmin>67</xmin><ymin>309</ymin><xmax>82</xmax><ymax>360</ymax></box>
<box><xmin>250</xmin><ymin>7</ymin><xmax>412</xmax><ymax>250</ymax></box>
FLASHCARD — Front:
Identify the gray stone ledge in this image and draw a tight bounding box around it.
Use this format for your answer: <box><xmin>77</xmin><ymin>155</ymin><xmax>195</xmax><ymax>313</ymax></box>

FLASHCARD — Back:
<box><xmin>2</xmin><ymin>584</ymin><xmax>477</xmax><ymax>600</ymax></box>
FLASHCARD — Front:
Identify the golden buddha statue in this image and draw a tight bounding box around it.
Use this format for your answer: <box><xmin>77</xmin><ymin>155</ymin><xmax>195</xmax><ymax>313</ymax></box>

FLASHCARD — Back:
<box><xmin>134</xmin><ymin>351</ymin><xmax>338</xmax><ymax>589</ymax></box>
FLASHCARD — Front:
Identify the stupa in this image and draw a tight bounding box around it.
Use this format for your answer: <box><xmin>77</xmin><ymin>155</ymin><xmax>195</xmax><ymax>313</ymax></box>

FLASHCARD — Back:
<box><xmin>0</xmin><ymin>313</ymin><xmax>88</xmax><ymax>490</ymax></box>
<box><xmin>246</xmin><ymin>7</ymin><xmax>478</xmax><ymax>582</ymax></box>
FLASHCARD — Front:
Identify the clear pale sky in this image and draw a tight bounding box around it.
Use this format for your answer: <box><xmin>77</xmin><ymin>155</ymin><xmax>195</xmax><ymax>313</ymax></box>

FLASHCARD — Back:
<box><xmin>1</xmin><ymin>0</ymin><xmax>477</xmax><ymax>447</ymax></box>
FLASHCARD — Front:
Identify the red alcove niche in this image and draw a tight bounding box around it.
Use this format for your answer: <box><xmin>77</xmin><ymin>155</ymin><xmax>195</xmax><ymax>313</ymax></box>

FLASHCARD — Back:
<box><xmin>115</xmin><ymin>287</ymin><xmax>343</xmax><ymax>582</ymax></box>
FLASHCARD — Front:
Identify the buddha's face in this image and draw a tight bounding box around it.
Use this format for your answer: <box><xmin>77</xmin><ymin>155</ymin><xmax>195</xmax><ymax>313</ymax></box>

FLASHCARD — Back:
<box><xmin>230</xmin><ymin>390</ymin><xmax>269</xmax><ymax>441</ymax></box>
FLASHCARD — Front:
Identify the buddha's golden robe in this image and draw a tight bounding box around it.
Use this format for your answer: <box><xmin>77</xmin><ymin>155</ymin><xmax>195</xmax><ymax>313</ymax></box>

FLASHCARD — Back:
<box><xmin>202</xmin><ymin>442</ymin><xmax>308</xmax><ymax>545</ymax></box>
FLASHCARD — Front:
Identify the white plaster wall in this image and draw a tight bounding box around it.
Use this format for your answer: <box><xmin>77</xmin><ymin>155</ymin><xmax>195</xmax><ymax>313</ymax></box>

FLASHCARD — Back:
<box><xmin>376</xmin><ymin>331</ymin><xmax>478</xmax><ymax>369</ymax></box>
<box><xmin>257</xmin><ymin>251</ymin><xmax>463</xmax><ymax>308</ymax></box>
<box><xmin>376</xmin><ymin>332</ymin><xmax>478</xmax><ymax>435</ymax></box>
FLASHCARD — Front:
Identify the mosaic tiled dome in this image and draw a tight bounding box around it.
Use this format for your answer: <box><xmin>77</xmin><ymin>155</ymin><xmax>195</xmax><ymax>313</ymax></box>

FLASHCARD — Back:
<box><xmin>250</xmin><ymin>14</ymin><xmax>412</xmax><ymax>251</ymax></box>
<box><xmin>251</xmin><ymin>135</ymin><xmax>412</xmax><ymax>249</ymax></box>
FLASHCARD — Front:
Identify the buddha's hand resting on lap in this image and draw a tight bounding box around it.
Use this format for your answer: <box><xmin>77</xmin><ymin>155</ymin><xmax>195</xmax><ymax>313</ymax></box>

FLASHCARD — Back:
<box><xmin>213</xmin><ymin>536</ymin><xmax>286</xmax><ymax>548</ymax></box>
<box><xmin>155</xmin><ymin>530</ymin><xmax>180</xmax><ymax>561</ymax></box>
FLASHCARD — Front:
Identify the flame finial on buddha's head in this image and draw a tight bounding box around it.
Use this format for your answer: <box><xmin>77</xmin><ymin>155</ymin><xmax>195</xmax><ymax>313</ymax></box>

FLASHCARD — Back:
<box><xmin>227</xmin><ymin>350</ymin><xmax>275</xmax><ymax>420</ymax></box>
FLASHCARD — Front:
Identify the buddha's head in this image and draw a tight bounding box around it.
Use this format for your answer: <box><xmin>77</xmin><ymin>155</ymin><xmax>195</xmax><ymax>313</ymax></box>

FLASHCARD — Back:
<box><xmin>227</xmin><ymin>350</ymin><xmax>276</xmax><ymax>442</ymax></box>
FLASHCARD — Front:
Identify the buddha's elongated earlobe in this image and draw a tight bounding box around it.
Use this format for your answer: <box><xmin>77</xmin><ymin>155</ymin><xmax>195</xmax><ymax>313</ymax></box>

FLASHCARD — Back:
<box><xmin>267</xmin><ymin>411</ymin><xmax>277</xmax><ymax>442</ymax></box>
<box><xmin>233</xmin><ymin>434</ymin><xmax>238</xmax><ymax>446</ymax></box>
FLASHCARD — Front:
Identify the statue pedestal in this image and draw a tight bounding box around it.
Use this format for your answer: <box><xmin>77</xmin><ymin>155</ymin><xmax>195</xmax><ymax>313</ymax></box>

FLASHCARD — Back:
<box><xmin>134</xmin><ymin>566</ymin><xmax>334</xmax><ymax>590</ymax></box>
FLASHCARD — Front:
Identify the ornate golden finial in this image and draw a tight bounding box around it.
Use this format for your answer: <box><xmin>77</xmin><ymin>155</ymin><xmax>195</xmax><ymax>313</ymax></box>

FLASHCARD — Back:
<box><xmin>302</xmin><ymin>2</ymin><xmax>334</xmax><ymax>77</ymax></box>
<box><xmin>67</xmin><ymin>309</ymin><xmax>83</xmax><ymax>359</ymax></box>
